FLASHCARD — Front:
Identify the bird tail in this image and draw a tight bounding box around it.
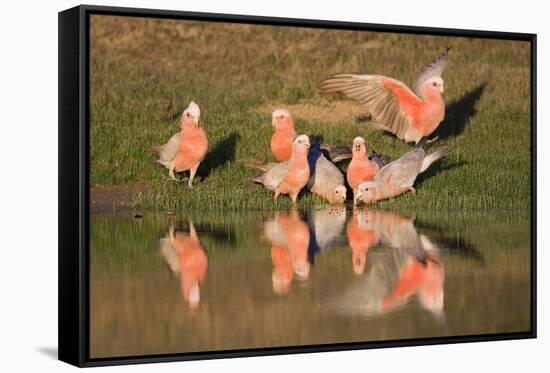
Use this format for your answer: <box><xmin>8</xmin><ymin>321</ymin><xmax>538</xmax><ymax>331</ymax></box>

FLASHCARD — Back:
<box><xmin>420</xmin><ymin>146</ymin><xmax>450</xmax><ymax>173</ymax></box>
<box><xmin>250</xmin><ymin>175</ymin><xmax>264</xmax><ymax>184</ymax></box>
<box><xmin>320</xmin><ymin>144</ymin><xmax>352</xmax><ymax>163</ymax></box>
<box><xmin>415</xmin><ymin>137</ymin><xmax>429</xmax><ymax>150</ymax></box>
<box><xmin>243</xmin><ymin>160</ymin><xmax>276</xmax><ymax>172</ymax></box>
<box><xmin>145</xmin><ymin>145</ymin><xmax>162</xmax><ymax>154</ymax></box>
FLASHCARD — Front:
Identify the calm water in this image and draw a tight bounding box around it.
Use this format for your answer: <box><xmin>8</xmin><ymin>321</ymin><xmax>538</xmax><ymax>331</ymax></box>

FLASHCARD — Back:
<box><xmin>90</xmin><ymin>207</ymin><xmax>531</xmax><ymax>358</ymax></box>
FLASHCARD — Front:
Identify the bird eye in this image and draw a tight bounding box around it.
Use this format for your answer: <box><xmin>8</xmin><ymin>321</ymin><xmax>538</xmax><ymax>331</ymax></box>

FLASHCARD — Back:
<box><xmin>186</xmin><ymin>112</ymin><xmax>191</xmax><ymax>117</ymax></box>
<box><xmin>335</xmin><ymin>190</ymin><xmax>340</xmax><ymax>194</ymax></box>
<box><xmin>432</xmin><ymin>82</ymin><xmax>437</xmax><ymax>87</ymax></box>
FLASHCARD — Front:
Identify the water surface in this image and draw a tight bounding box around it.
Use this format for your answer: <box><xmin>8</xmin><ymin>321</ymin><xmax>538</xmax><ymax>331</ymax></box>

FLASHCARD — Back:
<box><xmin>90</xmin><ymin>207</ymin><xmax>530</xmax><ymax>358</ymax></box>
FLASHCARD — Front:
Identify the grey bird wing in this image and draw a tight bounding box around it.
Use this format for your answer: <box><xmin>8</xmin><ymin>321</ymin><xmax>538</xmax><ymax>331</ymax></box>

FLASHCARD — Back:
<box><xmin>320</xmin><ymin>143</ymin><xmax>352</xmax><ymax>163</ymax></box>
<box><xmin>147</xmin><ymin>132</ymin><xmax>181</xmax><ymax>168</ymax></box>
<box><xmin>420</xmin><ymin>146</ymin><xmax>450</xmax><ymax>173</ymax></box>
<box><xmin>378</xmin><ymin>214</ymin><xmax>426</xmax><ymax>264</ymax></box>
<box><xmin>412</xmin><ymin>49</ymin><xmax>449</xmax><ymax>97</ymax></box>
<box><xmin>320</xmin><ymin>74</ymin><xmax>418</xmax><ymax>140</ymax></box>
<box><xmin>311</xmin><ymin>155</ymin><xmax>345</xmax><ymax>195</ymax></box>
<box><xmin>308</xmin><ymin>206</ymin><xmax>347</xmax><ymax>250</ymax></box>
<box><xmin>158</xmin><ymin>236</ymin><xmax>180</xmax><ymax>274</ymax></box>
<box><xmin>375</xmin><ymin>148</ymin><xmax>424</xmax><ymax>189</ymax></box>
<box><xmin>369</xmin><ymin>151</ymin><xmax>391</xmax><ymax>168</ymax></box>
<box><xmin>253</xmin><ymin>162</ymin><xmax>289</xmax><ymax>191</ymax></box>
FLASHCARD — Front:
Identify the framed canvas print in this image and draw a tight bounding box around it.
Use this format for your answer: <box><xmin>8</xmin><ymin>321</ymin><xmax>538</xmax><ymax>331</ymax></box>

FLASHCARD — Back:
<box><xmin>58</xmin><ymin>4</ymin><xmax>536</xmax><ymax>367</ymax></box>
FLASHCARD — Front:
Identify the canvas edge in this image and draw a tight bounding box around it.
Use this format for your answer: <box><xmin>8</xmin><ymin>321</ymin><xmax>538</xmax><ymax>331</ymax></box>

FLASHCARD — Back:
<box><xmin>57</xmin><ymin>4</ymin><xmax>538</xmax><ymax>368</ymax></box>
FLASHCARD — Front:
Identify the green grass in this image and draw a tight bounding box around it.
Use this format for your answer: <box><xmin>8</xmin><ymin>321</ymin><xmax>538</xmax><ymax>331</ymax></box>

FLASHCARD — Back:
<box><xmin>90</xmin><ymin>16</ymin><xmax>531</xmax><ymax>212</ymax></box>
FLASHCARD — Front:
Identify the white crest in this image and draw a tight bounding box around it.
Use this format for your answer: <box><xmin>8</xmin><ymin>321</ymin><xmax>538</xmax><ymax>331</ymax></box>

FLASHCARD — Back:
<box><xmin>272</xmin><ymin>108</ymin><xmax>291</xmax><ymax>119</ymax></box>
<box><xmin>184</xmin><ymin>101</ymin><xmax>201</xmax><ymax>120</ymax></box>
<box><xmin>353</xmin><ymin>136</ymin><xmax>365</xmax><ymax>145</ymax></box>
<box><xmin>294</xmin><ymin>134</ymin><xmax>310</xmax><ymax>146</ymax></box>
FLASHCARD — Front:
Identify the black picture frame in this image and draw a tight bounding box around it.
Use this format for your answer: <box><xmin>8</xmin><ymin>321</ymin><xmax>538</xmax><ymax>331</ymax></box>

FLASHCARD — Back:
<box><xmin>58</xmin><ymin>4</ymin><xmax>537</xmax><ymax>368</ymax></box>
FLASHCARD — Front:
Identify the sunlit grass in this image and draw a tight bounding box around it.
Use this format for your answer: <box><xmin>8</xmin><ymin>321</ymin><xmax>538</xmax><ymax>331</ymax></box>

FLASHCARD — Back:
<box><xmin>90</xmin><ymin>16</ymin><xmax>531</xmax><ymax>212</ymax></box>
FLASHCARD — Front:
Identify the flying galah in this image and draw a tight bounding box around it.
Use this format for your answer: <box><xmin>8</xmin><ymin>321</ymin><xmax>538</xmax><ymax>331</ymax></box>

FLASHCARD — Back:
<box><xmin>355</xmin><ymin>138</ymin><xmax>450</xmax><ymax>204</ymax></box>
<box><xmin>147</xmin><ymin>101</ymin><xmax>208</xmax><ymax>188</ymax></box>
<box><xmin>249</xmin><ymin>143</ymin><xmax>347</xmax><ymax>204</ymax></box>
<box><xmin>270</xmin><ymin>109</ymin><xmax>351</xmax><ymax>163</ymax></box>
<box><xmin>347</xmin><ymin>136</ymin><xmax>381</xmax><ymax>201</ymax></box>
<box><xmin>320</xmin><ymin>50</ymin><xmax>449</xmax><ymax>144</ymax></box>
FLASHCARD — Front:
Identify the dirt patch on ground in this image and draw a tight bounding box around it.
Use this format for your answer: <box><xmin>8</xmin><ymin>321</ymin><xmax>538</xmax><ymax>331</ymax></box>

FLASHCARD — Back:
<box><xmin>90</xmin><ymin>183</ymin><xmax>149</xmax><ymax>214</ymax></box>
<box><xmin>254</xmin><ymin>100</ymin><xmax>367</xmax><ymax>125</ymax></box>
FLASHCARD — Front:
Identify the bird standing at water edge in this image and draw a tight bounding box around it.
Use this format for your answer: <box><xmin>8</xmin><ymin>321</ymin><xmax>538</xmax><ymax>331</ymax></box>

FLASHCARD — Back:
<box><xmin>320</xmin><ymin>49</ymin><xmax>449</xmax><ymax>144</ymax></box>
<box><xmin>247</xmin><ymin>143</ymin><xmax>347</xmax><ymax>204</ymax></box>
<box><xmin>355</xmin><ymin>137</ymin><xmax>450</xmax><ymax>204</ymax></box>
<box><xmin>274</xmin><ymin>135</ymin><xmax>311</xmax><ymax>205</ymax></box>
<box><xmin>146</xmin><ymin>101</ymin><xmax>208</xmax><ymax>188</ymax></box>
<box><xmin>347</xmin><ymin>136</ymin><xmax>381</xmax><ymax>201</ymax></box>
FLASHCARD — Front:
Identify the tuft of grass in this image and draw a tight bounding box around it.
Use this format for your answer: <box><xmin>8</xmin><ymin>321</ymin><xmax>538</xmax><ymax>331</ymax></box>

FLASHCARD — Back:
<box><xmin>90</xmin><ymin>16</ymin><xmax>531</xmax><ymax>212</ymax></box>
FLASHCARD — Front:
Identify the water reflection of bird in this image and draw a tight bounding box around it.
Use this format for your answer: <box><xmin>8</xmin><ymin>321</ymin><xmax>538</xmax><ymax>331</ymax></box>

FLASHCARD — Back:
<box><xmin>158</xmin><ymin>221</ymin><xmax>208</xmax><ymax>308</ymax></box>
<box><xmin>306</xmin><ymin>205</ymin><xmax>347</xmax><ymax>263</ymax></box>
<box><xmin>346</xmin><ymin>209</ymin><xmax>381</xmax><ymax>275</ymax></box>
<box><xmin>264</xmin><ymin>210</ymin><xmax>311</xmax><ymax>294</ymax></box>
<box><xmin>333</xmin><ymin>210</ymin><xmax>445</xmax><ymax>322</ymax></box>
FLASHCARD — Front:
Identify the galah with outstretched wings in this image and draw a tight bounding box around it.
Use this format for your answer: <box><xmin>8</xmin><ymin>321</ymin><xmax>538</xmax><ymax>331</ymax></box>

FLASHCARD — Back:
<box><xmin>320</xmin><ymin>49</ymin><xmax>449</xmax><ymax>144</ymax></box>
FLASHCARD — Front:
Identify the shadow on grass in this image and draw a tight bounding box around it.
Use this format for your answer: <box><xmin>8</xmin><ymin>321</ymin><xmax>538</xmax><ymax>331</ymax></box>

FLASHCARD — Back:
<box><xmin>198</xmin><ymin>132</ymin><xmax>240</xmax><ymax>180</ymax></box>
<box><xmin>436</xmin><ymin>82</ymin><xmax>487</xmax><ymax>139</ymax></box>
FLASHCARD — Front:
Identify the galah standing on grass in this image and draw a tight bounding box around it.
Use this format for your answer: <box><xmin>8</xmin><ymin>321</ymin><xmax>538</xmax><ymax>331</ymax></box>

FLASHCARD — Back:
<box><xmin>347</xmin><ymin>136</ymin><xmax>382</xmax><ymax>201</ymax></box>
<box><xmin>320</xmin><ymin>49</ymin><xmax>449</xmax><ymax>144</ymax></box>
<box><xmin>270</xmin><ymin>109</ymin><xmax>352</xmax><ymax>163</ymax></box>
<box><xmin>271</xmin><ymin>135</ymin><xmax>311</xmax><ymax>205</ymax></box>
<box><xmin>146</xmin><ymin>101</ymin><xmax>208</xmax><ymax>188</ymax></box>
<box><xmin>355</xmin><ymin>138</ymin><xmax>450</xmax><ymax>205</ymax></box>
<box><xmin>248</xmin><ymin>143</ymin><xmax>347</xmax><ymax>204</ymax></box>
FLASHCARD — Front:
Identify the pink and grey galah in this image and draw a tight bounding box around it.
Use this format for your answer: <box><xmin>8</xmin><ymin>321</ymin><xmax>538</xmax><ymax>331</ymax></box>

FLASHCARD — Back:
<box><xmin>320</xmin><ymin>49</ymin><xmax>449</xmax><ymax>144</ymax></box>
<box><xmin>248</xmin><ymin>142</ymin><xmax>347</xmax><ymax>204</ymax></box>
<box><xmin>270</xmin><ymin>109</ymin><xmax>352</xmax><ymax>163</ymax></box>
<box><xmin>146</xmin><ymin>101</ymin><xmax>208</xmax><ymax>188</ymax></box>
<box><xmin>355</xmin><ymin>138</ymin><xmax>450</xmax><ymax>205</ymax></box>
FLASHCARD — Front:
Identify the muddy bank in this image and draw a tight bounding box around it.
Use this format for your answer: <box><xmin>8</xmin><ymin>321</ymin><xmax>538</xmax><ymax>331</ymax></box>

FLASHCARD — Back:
<box><xmin>90</xmin><ymin>184</ymin><xmax>149</xmax><ymax>214</ymax></box>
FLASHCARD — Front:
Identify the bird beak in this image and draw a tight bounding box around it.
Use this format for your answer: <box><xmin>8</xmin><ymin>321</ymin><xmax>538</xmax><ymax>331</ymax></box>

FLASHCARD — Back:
<box><xmin>440</xmin><ymin>85</ymin><xmax>444</xmax><ymax>93</ymax></box>
<box><xmin>353</xmin><ymin>192</ymin><xmax>362</xmax><ymax>206</ymax></box>
<box><xmin>354</xmin><ymin>144</ymin><xmax>360</xmax><ymax>151</ymax></box>
<box><xmin>196</xmin><ymin>118</ymin><xmax>201</xmax><ymax>127</ymax></box>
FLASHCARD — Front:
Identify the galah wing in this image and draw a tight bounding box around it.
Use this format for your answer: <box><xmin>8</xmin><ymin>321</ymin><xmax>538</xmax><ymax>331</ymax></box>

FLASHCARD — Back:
<box><xmin>320</xmin><ymin>74</ymin><xmax>422</xmax><ymax>140</ymax></box>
